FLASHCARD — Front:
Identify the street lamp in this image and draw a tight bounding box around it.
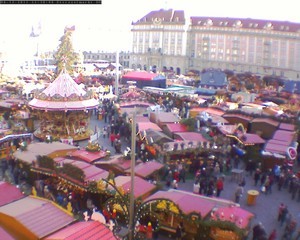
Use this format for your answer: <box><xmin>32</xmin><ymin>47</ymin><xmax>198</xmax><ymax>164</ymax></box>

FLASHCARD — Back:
<box><xmin>128</xmin><ymin>106</ymin><xmax>136</xmax><ymax>240</ymax></box>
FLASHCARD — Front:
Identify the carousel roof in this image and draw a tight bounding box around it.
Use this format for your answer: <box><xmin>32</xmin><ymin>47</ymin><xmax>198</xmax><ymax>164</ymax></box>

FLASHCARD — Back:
<box><xmin>28</xmin><ymin>69</ymin><xmax>99</xmax><ymax>111</ymax></box>
<box><xmin>43</xmin><ymin>70</ymin><xmax>86</xmax><ymax>97</ymax></box>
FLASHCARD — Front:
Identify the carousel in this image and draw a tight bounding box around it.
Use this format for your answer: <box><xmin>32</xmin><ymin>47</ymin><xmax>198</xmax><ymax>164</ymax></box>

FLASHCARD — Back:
<box><xmin>28</xmin><ymin>67</ymin><xmax>99</xmax><ymax>142</ymax></box>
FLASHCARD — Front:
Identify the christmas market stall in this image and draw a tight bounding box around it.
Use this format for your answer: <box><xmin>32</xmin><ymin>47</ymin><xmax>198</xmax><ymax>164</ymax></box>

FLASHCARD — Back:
<box><xmin>45</xmin><ymin>221</ymin><xmax>117</xmax><ymax>240</ymax></box>
<box><xmin>143</xmin><ymin>189</ymin><xmax>254</xmax><ymax>240</ymax></box>
<box><xmin>121</xmin><ymin>71</ymin><xmax>167</xmax><ymax>89</ymax></box>
<box><xmin>124</xmin><ymin>160</ymin><xmax>164</xmax><ymax>182</ymax></box>
<box><xmin>162</xmin><ymin>123</ymin><xmax>187</xmax><ymax>139</ymax></box>
<box><xmin>0</xmin><ymin>196</ymin><xmax>75</xmax><ymax>240</ymax></box>
<box><xmin>249</xmin><ymin>118</ymin><xmax>280</xmax><ymax>139</ymax></box>
<box><xmin>261</xmin><ymin>127</ymin><xmax>298</xmax><ymax>170</ymax></box>
<box><xmin>0</xmin><ymin>181</ymin><xmax>25</xmax><ymax>207</ymax></box>
<box><xmin>28</xmin><ymin>67</ymin><xmax>99</xmax><ymax>142</ymax></box>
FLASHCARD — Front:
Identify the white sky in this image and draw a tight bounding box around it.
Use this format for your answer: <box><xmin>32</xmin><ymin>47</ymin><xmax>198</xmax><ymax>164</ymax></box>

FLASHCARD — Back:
<box><xmin>0</xmin><ymin>0</ymin><xmax>299</xmax><ymax>62</ymax></box>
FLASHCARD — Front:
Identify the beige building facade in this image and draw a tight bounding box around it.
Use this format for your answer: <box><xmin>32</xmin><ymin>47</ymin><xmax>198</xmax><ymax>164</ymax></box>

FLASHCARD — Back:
<box><xmin>131</xmin><ymin>9</ymin><xmax>300</xmax><ymax>80</ymax></box>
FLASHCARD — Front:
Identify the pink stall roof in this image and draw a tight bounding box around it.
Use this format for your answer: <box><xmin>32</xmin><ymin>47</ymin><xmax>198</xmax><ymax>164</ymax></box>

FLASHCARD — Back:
<box><xmin>122</xmin><ymin>71</ymin><xmax>159</xmax><ymax>81</ymax></box>
<box><xmin>155</xmin><ymin>112</ymin><xmax>181</xmax><ymax>123</ymax></box>
<box><xmin>146</xmin><ymin>190</ymin><xmax>224</xmax><ymax>218</ymax></box>
<box><xmin>68</xmin><ymin>149</ymin><xmax>108</xmax><ymax>163</ymax></box>
<box><xmin>264</xmin><ymin>140</ymin><xmax>290</xmax><ymax>155</ymax></box>
<box><xmin>45</xmin><ymin>221</ymin><xmax>116</xmax><ymax>240</ymax></box>
<box><xmin>272</xmin><ymin>130</ymin><xmax>296</xmax><ymax>143</ymax></box>
<box><xmin>211</xmin><ymin>205</ymin><xmax>254</xmax><ymax>229</ymax></box>
<box><xmin>165</xmin><ymin>123</ymin><xmax>187</xmax><ymax>133</ymax></box>
<box><xmin>0</xmin><ymin>227</ymin><xmax>14</xmax><ymax>240</ymax></box>
<box><xmin>0</xmin><ymin>196</ymin><xmax>75</xmax><ymax>239</ymax></box>
<box><xmin>54</xmin><ymin>158</ymin><xmax>109</xmax><ymax>182</ymax></box>
<box><xmin>125</xmin><ymin>161</ymin><xmax>164</xmax><ymax>178</ymax></box>
<box><xmin>113</xmin><ymin>176</ymin><xmax>156</xmax><ymax>198</ymax></box>
<box><xmin>174</xmin><ymin>132</ymin><xmax>208</xmax><ymax>142</ymax></box>
<box><xmin>240</xmin><ymin>133</ymin><xmax>265</xmax><ymax>145</ymax></box>
<box><xmin>136</xmin><ymin>116</ymin><xmax>151</xmax><ymax>122</ymax></box>
<box><xmin>119</xmin><ymin>101</ymin><xmax>154</xmax><ymax>108</ymax></box>
<box><xmin>0</xmin><ymin>181</ymin><xmax>24</xmax><ymax>207</ymax></box>
<box><xmin>191</xmin><ymin>107</ymin><xmax>225</xmax><ymax>116</ymax></box>
<box><xmin>279</xmin><ymin>123</ymin><xmax>296</xmax><ymax>131</ymax></box>
<box><xmin>13</xmin><ymin>142</ymin><xmax>77</xmax><ymax>164</ymax></box>
<box><xmin>137</xmin><ymin>122</ymin><xmax>162</xmax><ymax>132</ymax></box>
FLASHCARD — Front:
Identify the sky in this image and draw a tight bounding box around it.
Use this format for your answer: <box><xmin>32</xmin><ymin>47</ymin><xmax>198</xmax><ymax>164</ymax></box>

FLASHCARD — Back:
<box><xmin>0</xmin><ymin>0</ymin><xmax>299</xmax><ymax>64</ymax></box>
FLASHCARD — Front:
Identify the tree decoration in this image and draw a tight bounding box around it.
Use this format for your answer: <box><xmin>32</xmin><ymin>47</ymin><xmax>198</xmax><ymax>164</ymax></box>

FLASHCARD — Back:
<box><xmin>60</xmin><ymin>163</ymin><xmax>85</xmax><ymax>182</ymax></box>
<box><xmin>54</xmin><ymin>29</ymin><xmax>79</xmax><ymax>75</ymax></box>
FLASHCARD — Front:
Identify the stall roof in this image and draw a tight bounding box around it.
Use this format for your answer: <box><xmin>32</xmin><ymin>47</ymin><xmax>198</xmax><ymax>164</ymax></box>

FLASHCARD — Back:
<box><xmin>54</xmin><ymin>157</ymin><xmax>109</xmax><ymax>182</ymax></box>
<box><xmin>0</xmin><ymin>227</ymin><xmax>14</xmax><ymax>240</ymax></box>
<box><xmin>13</xmin><ymin>142</ymin><xmax>77</xmax><ymax>164</ymax></box>
<box><xmin>0</xmin><ymin>181</ymin><xmax>24</xmax><ymax>207</ymax></box>
<box><xmin>113</xmin><ymin>176</ymin><xmax>156</xmax><ymax>199</ymax></box>
<box><xmin>154</xmin><ymin>112</ymin><xmax>181</xmax><ymax>123</ymax></box>
<box><xmin>174</xmin><ymin>132</ymin><xmax>208</xmax><ymax>142</ymax></box>
<box><xmin>272</xmin><ymin>130</ymin><xmax>296</xmax><ymax>143</ymax></box>
<box><xmin>145</xmin><ymin>189</ymin><xmax>240</xmax><ymax>218</ymax></box>
<box><xmin>136</xmin><ymin>116</ymin><xmax>151</xmax><ymax>122</ymax></box>
<box><xmin>67</xmin><ymin>149</ymin><xmax>108</xmax><ymax>163</ymax></box>
<box><xmin>240</xmin><ymin>133</ymin><xmax>265</xmax><ymax>145</ymax></box>
<box><xmin>212</xmin><ymin>205</ymin><xmax>254</xmax><ymax>229</ymax></box>
<box><xmin>222</xmin><ymin>113</ymin><xmax>253</xmax><ymax>122</ymax></box>
<box><xmin>0</xmin><ymin>196</ymin><xmax>75</xmax><ymax>239</ymax></box>
<box><xmin>165</xmin><ymin>123</ymin><xmax>187</xmax><ymax>133</ymax></box>
<box><xmin>279</xmin><ymin>123</ymin><xmax>296</xmax><ymax>131</ymax></box>
<box><xmin>137</xmin><ymin>122</ymin><xmax>162</xmax><ymax>132</ymax></box>
<box><xmin>45</xmin><ymin>221</ymin><xmax>116</xmax><ymax>240</ymax></box>
<box><xmin>251</xmin><ymin>118</ymin><xmax>280</xmax><ymax>127</ymax></box>
<box><xmin>125</xmin><ymin>161</ymin><xmax>164</xmax><ymax>178</ymax></box>
<box><xmin>264</xmin><ymin>140</ymin><xmax>289</xmax><ymax>155</ymax></box>
<box><xmin>122</xmin><ymin>71</ymin><xmax>165</xmax><ymax>81</ymax></box>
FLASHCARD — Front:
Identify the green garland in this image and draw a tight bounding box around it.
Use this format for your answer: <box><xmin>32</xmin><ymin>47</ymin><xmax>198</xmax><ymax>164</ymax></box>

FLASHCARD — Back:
<box><xmin>59</xmin><ymin>163</ymin><xmax>86</xmax><ymax>182</ymax></box>
<box><xmin>36</xmin><ymin>155</ymin><xmax>55</xmax><ymax>170</ymax></box>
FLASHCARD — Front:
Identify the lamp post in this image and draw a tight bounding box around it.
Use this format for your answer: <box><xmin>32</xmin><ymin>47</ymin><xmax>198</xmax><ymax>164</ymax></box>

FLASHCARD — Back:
<box><xmin>115</xmin><ymin>50</ymin><xmax>119</xmax><ymax>96</ymax></box>
<box><xmin>128</xmin><ymin>106</ymin><xmax>136</xmax><ymax>240</ymax></box>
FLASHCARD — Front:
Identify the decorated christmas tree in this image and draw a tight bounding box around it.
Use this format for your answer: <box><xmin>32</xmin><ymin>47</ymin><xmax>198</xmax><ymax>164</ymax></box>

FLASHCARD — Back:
<box><xmin>54</xmin><ymin>26</ymin><xmax>78</xmax><ymax>75</ymax></box>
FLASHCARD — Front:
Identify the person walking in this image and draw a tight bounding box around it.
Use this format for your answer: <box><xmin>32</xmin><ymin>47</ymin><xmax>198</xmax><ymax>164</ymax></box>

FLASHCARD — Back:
<box><xmin>234</xmin><ymin>183</ymin><xmax>244</xmax><ymax>203</ymax></box>
<box><xmin>268</xmin><ymin>229</ymin><xmax>277</xmax><ymax>240</ymax></box>
<box><xmin>216</xmin><ymin>177</ymin><xmax>224</xmax><ymax>197</ymax></box>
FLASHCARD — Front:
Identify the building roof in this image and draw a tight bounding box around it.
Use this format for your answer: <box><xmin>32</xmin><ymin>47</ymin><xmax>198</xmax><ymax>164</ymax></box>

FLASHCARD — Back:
<box><xmin>45</xmin><ymin>221</ymin><xmax>116</xmax><ymax>240</ymax></box>
<box><xmin>133</xmin><ymin>9</ymin><xmax>185</xmax><ymax>25</ymax></box>
<box><xmin>0</xmin><ymin>182</ymin><xmax>24</xmax><ymax>207</ymax></box>
<box><xmin>190</xmin><ymin>17</ymin><xmax>300</xmax><ymax>33</ymax></box>
<box><xmin>0</xmin><ymin>196</ymin><xmax>75</xmax><ymax>239</ymax></box>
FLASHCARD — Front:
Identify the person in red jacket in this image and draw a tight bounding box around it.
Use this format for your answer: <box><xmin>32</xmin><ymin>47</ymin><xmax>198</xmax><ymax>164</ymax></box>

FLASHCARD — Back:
<box><xmin>216</xmin><ymin>177</ymin><xmax>224</xmax><ymax>197</ymax></box>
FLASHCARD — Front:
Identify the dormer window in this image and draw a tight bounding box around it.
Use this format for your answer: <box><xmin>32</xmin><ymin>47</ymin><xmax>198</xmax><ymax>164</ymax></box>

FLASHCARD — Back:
<box><xmin>264</xmin><ymin>22</ymin><xmax>273</xmax><ymax>30</ymax></box>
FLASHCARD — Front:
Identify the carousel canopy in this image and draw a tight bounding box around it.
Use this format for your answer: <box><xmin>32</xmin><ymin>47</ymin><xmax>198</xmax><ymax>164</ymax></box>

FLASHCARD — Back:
<box><xmin>28</xmin><ymin>69</ymin><xmax>98</xmax><ymax>111</ymax></box>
